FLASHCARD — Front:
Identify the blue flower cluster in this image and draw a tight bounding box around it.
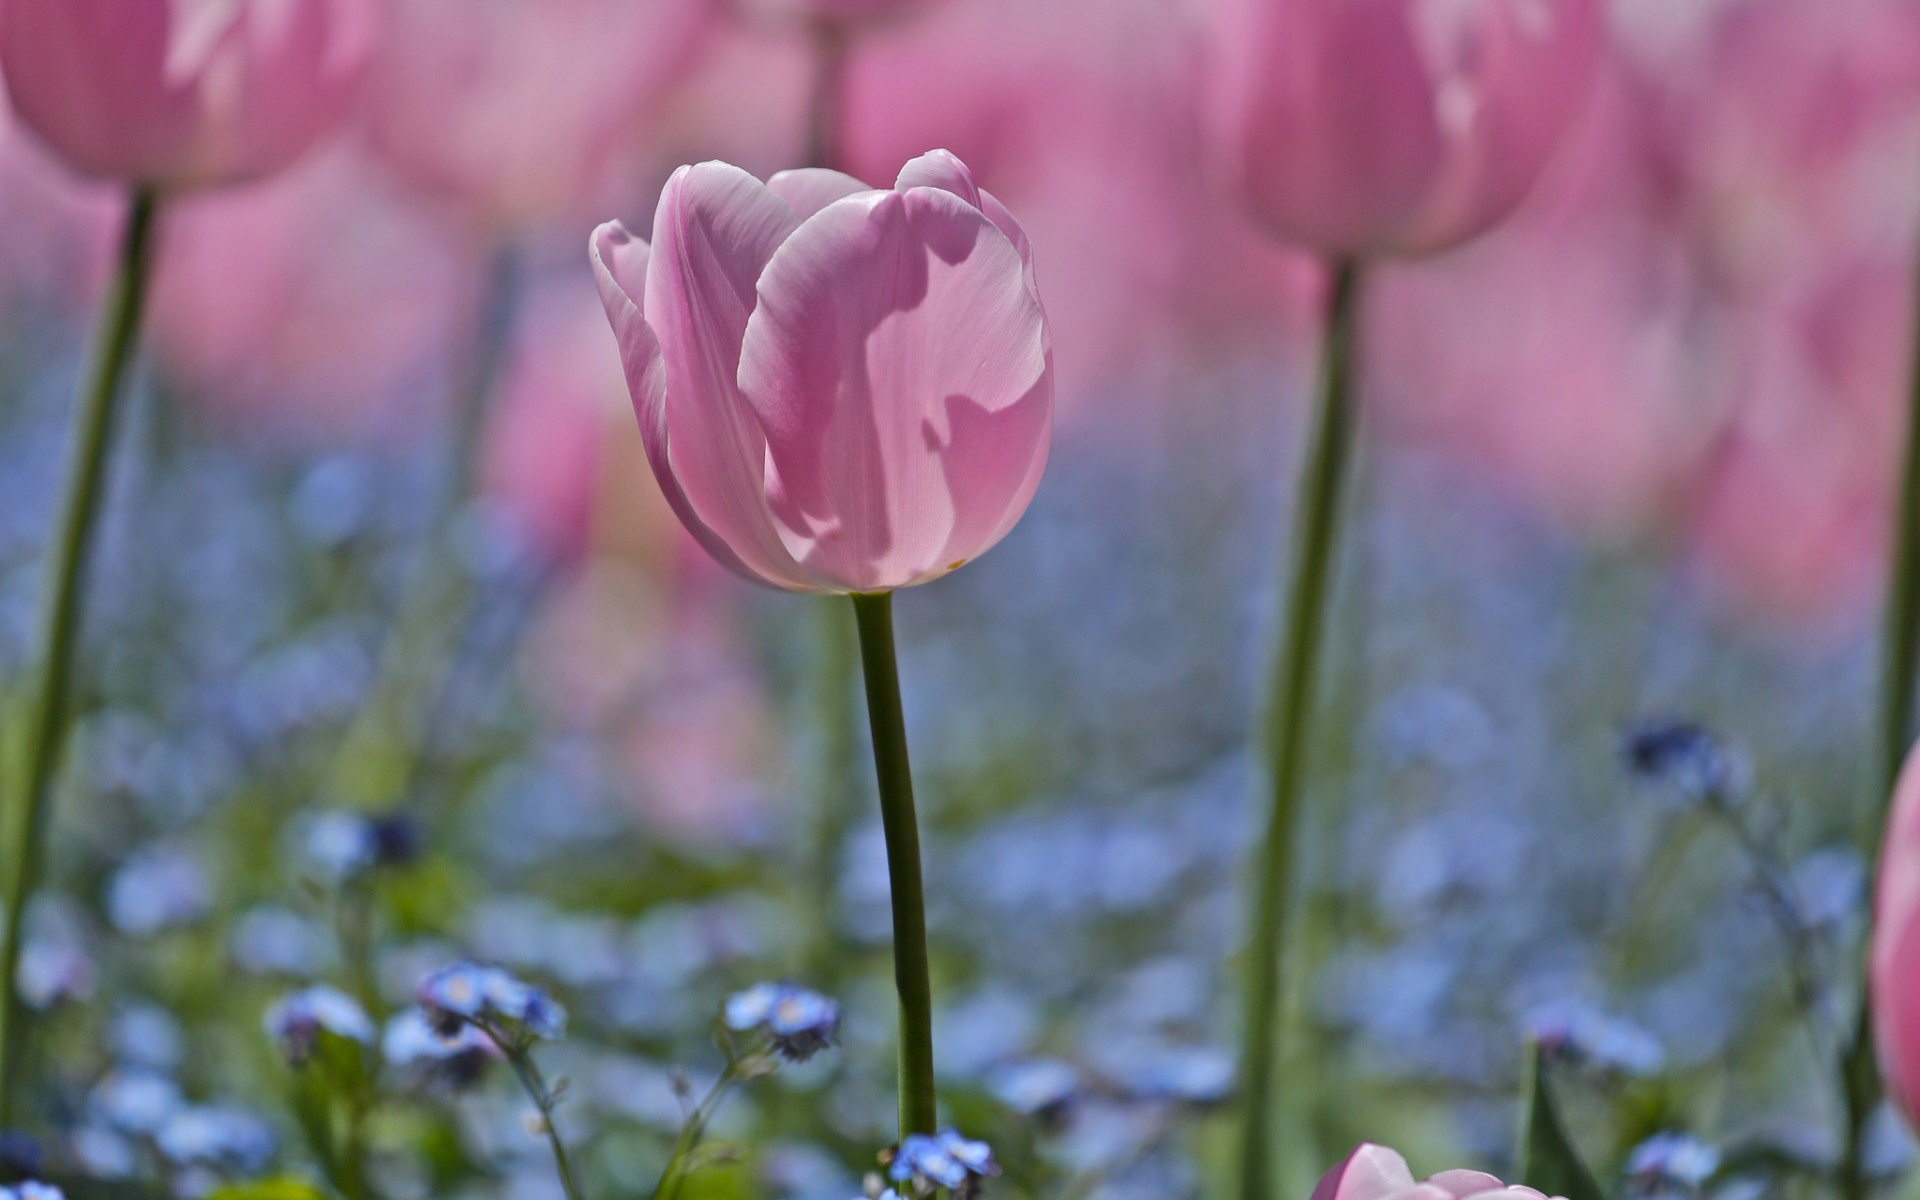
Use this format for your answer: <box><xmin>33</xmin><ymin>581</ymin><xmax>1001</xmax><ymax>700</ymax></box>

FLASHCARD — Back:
<box><xmin>885</xmin><ymin>1130</ymin><xmax>998</xmax><ymax>1197</ymax></box>
<box><xmin>301</xmin><ymin>809</ymin><xmax>422</xmax><ymax>882</ymax></box>
<box><xmin>724</xmin><ymin>982</ymin><xmax>841</xmax><ymax>1062</ymax></box>
<box><xmin>262</xmin><ymin>985</ymin><xmax>374</xmax><ymax>1064</ymax></box>
<box><xmin>1627</xmin><ymin>1132</ymin><xmax>1722</xmax><ymax>1190</ymax></box>
<box><xmin>416</xmin><ymin>961</ymin><xmax>567</xmax><ymax>1040</ymax></box>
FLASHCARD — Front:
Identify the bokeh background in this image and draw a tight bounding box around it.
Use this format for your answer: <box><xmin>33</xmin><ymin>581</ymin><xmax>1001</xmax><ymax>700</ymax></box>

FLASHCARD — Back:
<box><xmin>2</xmin><ymin>0</ymin><xmax>1920</xmax><ymax>1198</ymax></box>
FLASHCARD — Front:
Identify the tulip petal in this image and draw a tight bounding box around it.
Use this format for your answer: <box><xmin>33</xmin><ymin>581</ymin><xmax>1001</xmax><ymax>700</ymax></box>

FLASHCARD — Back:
<box><xmin>895</xmin><ymin>148</ymin><xmax>1034</xmax><ymax>269</ymax></box>
<box><xmin>1</xmin><ymin>0</ymin><xmax>199</xmax><ymax>181</ymax></box>
<box><xmin>644</xmin><ymin>161</ymin><xmax>819</xmax><ymax>589</ymax></box>
<box><xmin>767</xmin><ymin>167</ymin><xmax>873</xmax><ymax>219</ymax></box>
<box><xmin>738</xmin><ymin>186</ymin><xmax>1050</xmax><ymax>591</ymax></box>
<box><xmin>1875</xmin><ymin>744</ymin><xmax>1920</xmax><ymax>1124</ymax></box>
<box><xmin>590</xmin><ymin>220</ymin><xmax>763</xmax><ymax>585</ymax></box>
<box><xmin>1314</xmin><ymin>1145</ymin><xmax>1420</xmax><ymax>1200</ymax></box>
<box><xmin>1425</xmin><ymin>1172</ymin><xmax>1509</xmax><ymax>1199</ymax></box>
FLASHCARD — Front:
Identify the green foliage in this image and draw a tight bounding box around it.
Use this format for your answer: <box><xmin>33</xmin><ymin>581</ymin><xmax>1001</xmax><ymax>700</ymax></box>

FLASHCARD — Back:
<box><xmin>1517</xmin><ymin>1044</ymin><xmax>1606</xmax><ymax>1200</ymax></box>
<box><xmin>202</xmin><ymin>1177</ymin><xmax>330</xmax><ymax>1200</ymax></box>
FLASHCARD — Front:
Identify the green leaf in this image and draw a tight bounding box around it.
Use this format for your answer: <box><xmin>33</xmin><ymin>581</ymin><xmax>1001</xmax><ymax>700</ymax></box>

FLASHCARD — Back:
<box><xmin>1517</xmin><ymin>1043</ymin><xmax>1607</xmax><ymax>1200</ymax></box>
<box><xmin>202</xmin><ymin>1177</ymin><xmax>330</xmax><ymax>1200</ymax></box>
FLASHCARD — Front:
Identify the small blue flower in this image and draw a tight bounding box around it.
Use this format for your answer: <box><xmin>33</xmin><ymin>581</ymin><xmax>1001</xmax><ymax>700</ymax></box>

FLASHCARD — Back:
<box><xmin>417</xmin><ymin>961</ymin><xmax>566</xmax><ymax>1040</ymax></box>
<box><xmin>106</xmin><ymin>845</ymin><xmax>211</xmax><ymax>937</ymax></box>
<box><xmin>888</xmin><ymin>1130</ymin><xmax>998</xmax><ymax>1195</ymax></box>
<box><xmin>1628</xmin><ymin>1132</ymin><xmax>1721</xmax><ymax>1188</ymax></box>
<box><xmin>1621</xmin><ymin>719</ymin><xmax>1746</xmax><ymax>802</ymax></box>
<box><xmin>89</xmin><ymin>1070</ymin><xmax>182</xmax><ymax>1135</ymax></box>
<box><xmin>988</xmin><ymin>1059</ymin><xmax>1078</xmax><ymax>1117</ymax></box>
<box><xmin>724</xmin><ymin>983</ymin><xmax>841</xmax><ymax>1062</ymax></box>
<box><xmin>303</xmin><ymin>810</ymin><xmax>422</xmax><ymax>882</ymax></box>
<box><xmin>109</xmin><ymin>1004</ymin><xmax>185</xmax><ymax>1070</ymax></box>
<box><xmin>1527</xmin><ymin>1004</ymin><xmax>1665</xmax><ymax>1076</ymax></box>
<box><xmin>263</xmin><ymin>986</ymin><xmax>375</xmax><ymax>1065</ymax></box>
<box><xmin>230</xmin><ymin>906</ymin><xmax>336</xmax><ymax>976</ymax></box>
<box><xmin>1</xmin><ymin>1182</ymin><xmax>65</xmax><ymax>1200</ymax></box>
<box><xmin>154</xmin><ymin>1106</ymin><xmax>276</xmax><ymax>1171</ymax></box>
<box><xmin>381</xmin><ymin>1011</ymin><xmax>494</xmax><ymax>1088</ymax></box>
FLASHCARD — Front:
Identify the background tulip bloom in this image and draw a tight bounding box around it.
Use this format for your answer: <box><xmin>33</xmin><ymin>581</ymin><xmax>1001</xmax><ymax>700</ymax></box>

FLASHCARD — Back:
<box><xmin>1211</xmin><ymin>0</ymin><xmax>1604</xmax><ymax>257</ymax></box>
<box><xmin>1873</xmin><ymin>742</ymin><xmax>1920</xmax><ymax>1126</ymax></box>
<box><xmin>0</xmin><ymin>0</ymin><xmax>378</xmax><ymax>191</ymax></box>
<box><xmin>591</xmin><ymin>149</ymin><xmax>1051</xmax><ymax>594</ymax></box>
<box><xmin>1316</xmin><ymin>1144</ymin><xmax>1566</xmax><ymax>1200</ymax></box>
<box><xmin>363</xmin><ymin>0</ymin><xmax>713</xmax><ymax>230</ymax></box>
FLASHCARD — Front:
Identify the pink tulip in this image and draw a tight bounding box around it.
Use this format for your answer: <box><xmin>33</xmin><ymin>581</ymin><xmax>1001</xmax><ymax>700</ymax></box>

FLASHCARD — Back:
<box><xmin>0</xmin><ymin>0</ymin><xmax>378</xmax><ymax>190</ymax></box>
<box><xmin>748</xmin><ymin>0</ymin><xmax>931</xmax><ymax>23</ymax></box>
<box><xmin>1210</xmin><ymin>0</ymin><xmax>1604</xmax><ymax>256</ymax></box>
<box><xmin>1875</xmin><ymin>740</ymin><xmax>1920</xmax><ymax>1127</ymax></box>
<box><xmin>1367</xmin><ymin>60</ymin><xmax>1709</xmax><ymax>535</ymax></box>
<box><xmin>831</xmin><ymin>0</ymin><xmax>1318</xmax><ymax>417</ymax></box>
<box><xmin>1315</xmin><ymin>1144</ymin><xmax>1565</xmax><ymax>1200</ymax></box>
<box><xmin>363</xmin><ymin>0</ymin><xmax>715</xmax><ymax>230</ymax></box>
<box><xmin>590</xmin><ymin>149</ymin><xmax>1051</xmax><ymax>593</ymax></box>
<box><xmin>148</xmin><ymin>146</ymin><xmax>475</xmax><ymax>446</ymax></box>
<box><xmin>0</xmin><ymin>68</ymin><xmax>119</xmax><ymax>313</ymax></box>
<box><xmin>480</xmin><ymin>274</ymin><xmax>647</xmax><ymax>565</ymax></box>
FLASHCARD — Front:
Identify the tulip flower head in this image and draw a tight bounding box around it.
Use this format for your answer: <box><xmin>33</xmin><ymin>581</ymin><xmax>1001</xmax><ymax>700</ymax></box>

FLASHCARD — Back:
<box><xmin>590</xmin><ymin>150</ymin><xmax>1052</xmax><ymax>594</ymax></box>
<box><xmin>0</xmin><ymin>0</ymin><xmax>378</xmax><ymax>191</ymax></box>
<box><xmin>1211</xmin><ymin>0</ymin><xmax>1604</xmax><ymax>257</ymax></box>
<box><xmin>364</xmin><ymin>0</ymin><xmax>714</xmax><ymax>230</ymax></box>
<box><xmin>1315</xmin><ymin>1143</ymin><xmax>1568</xmax><ymax>1200</ymax></box>
<box><xmin>1873</xmin><ymin>741</ymin><xmax>1920</xmax><ymax>1128</ymax></box>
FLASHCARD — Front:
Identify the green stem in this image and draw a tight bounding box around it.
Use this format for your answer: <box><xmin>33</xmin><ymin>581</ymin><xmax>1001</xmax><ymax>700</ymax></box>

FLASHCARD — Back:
<box><xmin>497</xmin><ymin>1034</ymin><xmax>586</xmax><ymax>1200</ymax></box>
<box><xmin>651</xmin><ymin>1059</ymin><xmax>745</xmax><ymax>1200</ymax></box>
<box><xmin>804</xmin><ymin>19</ymin><xmax>850</xmax><ymax>175</ymax></box>
<box><xmin>1235</xmin><ymin>259</ymin><xmax>1363</xmax><ymax>1200</ymax></box>
<box><xmin>1838</xmin><ymin>218</ymin><xmax>1920</xmax><ymax>1200</ymax></box>
<box><xmin>849</xmin><ymin>591</ymin><xmax>938</xmax><ymax>1138</ymax></box>
<box><xmin>0</xmin><ymin>188</ymin><xmax>161</xmax><ymax>1127</ymax></box>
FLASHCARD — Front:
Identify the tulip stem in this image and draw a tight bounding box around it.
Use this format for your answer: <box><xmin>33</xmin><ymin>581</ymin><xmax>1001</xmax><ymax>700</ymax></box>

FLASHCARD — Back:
<box><xmin>849</xmin><ymin>591</ymin><xmax>938</xmax><ymax>1138</ymax></box>
<box><xmin>1236</xmin><ymin>258</ymin><xmax>1363</xmax><ymax>1200</ymax></box>
<box><xmin>1836</xmin><ymin>223</ymin><xmax>1920</xmax><ymax>1200</ymax></box>
<box><xmin>805</xmin><ymin>18</ymin><xmax>851</xmax><ymax>174</ymax></box>
<box><xmin>0</xmin><ymin>186</ymin><xmax>161</xmax><ymax>1127</ymax></box>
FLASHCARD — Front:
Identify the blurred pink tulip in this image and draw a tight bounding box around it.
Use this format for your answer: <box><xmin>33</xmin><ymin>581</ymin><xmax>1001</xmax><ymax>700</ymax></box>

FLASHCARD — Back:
<box><xmin>1315</xmin><ymin>1144</ymin><xmax>1564</xmax><ymax>1200</ymax></box>
<box><xmin>834</xmin><ymin>0</ymin><xmax>1317</xmax><ymax>414</ymax></box>
<box><xmin>0</xmin><ymin>69</ymin><xmax>118</xmax><ymax>313</ymax></box>
<box><xmin>747</xmin><ymin>0</ymin><xmax>931</xmax><ymax>23</ymax></box>
<box><xmin>364</xmin><ymin>0</ymin><xmax>715</xmax><ymax>231</ymax></box>
<box><xmin>1210</xmin><ymin>0</ymin><xmax>1604</xmax><ymax>256</ymax></box>
<box><xmin>1683</xmin><ymin>259</ymin><xmax>1909</xmax><ymax>628</ymax></box>
<box><xmin>1875</xmin><ymin>740</ymin><xmax>1920</xmax><ymax>1128</ymax></box>
<box><xmin>1368</xmin><ymin>61</ymin><xmax>1710</xmax><ymax>535</ymax></box>
<box><xmin>0</xmin><ymin>0</ymin><xmax>377</xmax><ymax>190</ymax></box>
<box><xmin>149</xmin><ymin>147</ymin><xmax>475</xmax><ymax>446</ymax></box>
<box><xmin>481</xmin><ymin>274</ymin><xmax>654</xmax><ymax>565</ymax></box>
<box><xmin>590</xmin><ymin>149</ymin><xmax>1051</xmax><ymax>593</ymax></box>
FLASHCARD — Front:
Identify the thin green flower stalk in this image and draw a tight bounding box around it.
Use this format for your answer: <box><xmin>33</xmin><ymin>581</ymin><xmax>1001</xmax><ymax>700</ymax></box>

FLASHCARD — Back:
<box><xmin>1836</xmin><ymin>234</ymin><xmax>1920</xmax><ymax>1200</ymax></box>
<box><xmin>1236</xmin><ymin>260</ymin><xmax>1363</xmax><ymax>1200</ymax></box>
<box><xmin>0</xmin><ymin>187</ymin><xmax>162</xmax><ymax>1126</ymax></box>
<box><xmin>849</xmin><ymin>591</ymin><xmax>939</xmax><ymax>1137</ymax></box>
<box><xmin>484</xmin><ymin>1023</ymin><xmax>587</xmax><ymax>1200</ymax></box>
